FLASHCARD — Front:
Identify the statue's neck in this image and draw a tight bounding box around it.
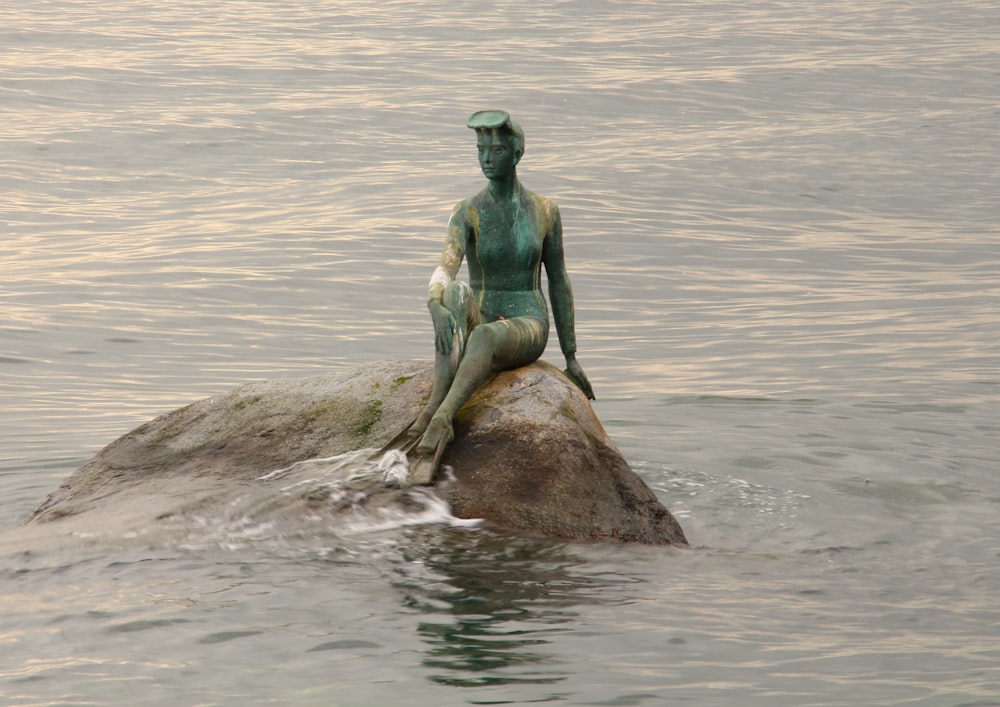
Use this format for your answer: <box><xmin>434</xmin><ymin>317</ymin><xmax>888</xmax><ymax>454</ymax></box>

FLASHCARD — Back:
<box><xmin>487</xmin><ymin>171</ymin><xmax>519</xmax><ymax>203</ymax></box>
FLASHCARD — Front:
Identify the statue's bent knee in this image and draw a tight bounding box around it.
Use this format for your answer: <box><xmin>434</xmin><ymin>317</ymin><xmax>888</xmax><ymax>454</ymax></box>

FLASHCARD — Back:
<box><xmin>443</xmin><ymin>281</ymin><xmax>473</xmax><ymax>310</ymax></box>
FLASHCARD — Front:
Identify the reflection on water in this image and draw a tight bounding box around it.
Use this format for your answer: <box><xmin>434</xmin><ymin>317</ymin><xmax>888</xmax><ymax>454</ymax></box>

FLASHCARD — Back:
<box><xmin>398</xmin><ymin>531</ymin><xmax>633</xmax><ymax>688</ymax></box>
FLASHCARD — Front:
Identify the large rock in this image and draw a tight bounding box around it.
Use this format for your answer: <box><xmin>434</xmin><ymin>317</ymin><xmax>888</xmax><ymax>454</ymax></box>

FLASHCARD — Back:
<box><xmin>26</xmin><ymin>359</ymin><xmax>687</xmax><ymax>546</ymax></box>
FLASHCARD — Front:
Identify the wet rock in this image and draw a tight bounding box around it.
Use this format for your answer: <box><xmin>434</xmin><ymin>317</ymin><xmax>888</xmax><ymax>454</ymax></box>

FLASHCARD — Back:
<box><xmin>26</xmin><ymin>359</ymin><xmax>687</xmax><ymax>546</ymax></box>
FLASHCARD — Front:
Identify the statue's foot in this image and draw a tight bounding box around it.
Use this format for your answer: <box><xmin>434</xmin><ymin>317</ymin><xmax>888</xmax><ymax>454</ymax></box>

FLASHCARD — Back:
<box><xmin>407</xmin><ymin>416</ymin><xmax>453</xmax><ymax>485</ymax></box>
<box><xmin>417</xmin><ymin>414</ymin><xmax>454</xmax><ymax>457</ymax></box>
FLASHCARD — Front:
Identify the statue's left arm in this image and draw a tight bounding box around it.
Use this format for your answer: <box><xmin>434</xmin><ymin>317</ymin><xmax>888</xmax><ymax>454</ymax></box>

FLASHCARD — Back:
<box><xmin>542</xmin><ymin>200</ymin><xmax>596</xmax><ymax>400</ymax></box>
<box><xmin>426</xmin><ymin>203</ymin><xmax>468</xmax><ymax>356</ymax></box>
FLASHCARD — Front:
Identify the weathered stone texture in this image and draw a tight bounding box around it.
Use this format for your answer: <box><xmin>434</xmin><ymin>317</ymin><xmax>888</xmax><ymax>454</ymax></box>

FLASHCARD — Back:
<box><xmin>26</xmin><ymin>360</ymin><xmax>687</xmax><ymax>546</ymax></box>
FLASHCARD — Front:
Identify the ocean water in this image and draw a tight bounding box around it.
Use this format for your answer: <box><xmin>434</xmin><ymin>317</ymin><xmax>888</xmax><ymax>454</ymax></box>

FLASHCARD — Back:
<box><xmin>3</xmin><ymin>0</ymin><xmax>999</xmax><ymax>704</ymax></box>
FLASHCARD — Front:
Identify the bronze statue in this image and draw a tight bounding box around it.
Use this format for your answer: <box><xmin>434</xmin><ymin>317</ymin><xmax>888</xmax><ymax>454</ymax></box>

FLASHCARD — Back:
<box><xmin>383</xmin><ymin>110</ymin><xmax>594</xmax><ymax>484</ymax></box>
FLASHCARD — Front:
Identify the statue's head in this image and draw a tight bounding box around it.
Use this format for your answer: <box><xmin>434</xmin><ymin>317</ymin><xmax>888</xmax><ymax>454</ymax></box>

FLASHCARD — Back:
<box><xmin>468</xmin><ymin>110</ymin><xmax>524</xmax><ymax>180</ymax></box>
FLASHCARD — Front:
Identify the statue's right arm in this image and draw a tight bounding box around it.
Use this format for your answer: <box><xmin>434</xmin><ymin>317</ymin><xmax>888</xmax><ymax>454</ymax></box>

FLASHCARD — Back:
<box><xmin>427</xmin><ymin>203</ymin><xmax>469</xmax><ymax>356</ymax></box>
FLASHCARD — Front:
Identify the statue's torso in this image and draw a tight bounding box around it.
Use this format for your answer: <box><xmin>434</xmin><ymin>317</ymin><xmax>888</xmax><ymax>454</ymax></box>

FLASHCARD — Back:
<box><xmin>464</xmin><ymin>186</ymin><xmax>550</xmax><ymax>322</ymax></box>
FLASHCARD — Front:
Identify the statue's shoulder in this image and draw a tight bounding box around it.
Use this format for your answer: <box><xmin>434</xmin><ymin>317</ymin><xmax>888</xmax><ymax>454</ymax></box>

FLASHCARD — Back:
<box><xmin>448</xmin><ymin>193</ymin><xmax>479</xmax><ymax>229</ymax></box>
<box><xmin>469</xmin><ymin>186</ymin><xmax>493</xmax><ymax>209</ymax></box>
<box><xmin>519</xmin><ymin>184</ymin><xmax>555</xmax><ymax>207</ymax></box>
<box><xmin>451</xmin><ymin>188</ymin><xmax>490</xmax><ymax>218</ymax></box>
<box><xmin>523</xmin><ymin>188</ymin><xmax>561</xmax><ymax>226</ymax></box>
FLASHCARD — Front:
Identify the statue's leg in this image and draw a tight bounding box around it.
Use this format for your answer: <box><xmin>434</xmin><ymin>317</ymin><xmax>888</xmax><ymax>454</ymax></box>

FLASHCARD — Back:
<box><xmin>409</xmin><ymin>316</ymin><xmax>547</xmax><ymax>483</ymax></box>
<box><xmin>376</xmin><ymin>282</ymin><xmax>480</xmax><ymax>461</ymax></box>
<box><xmin>414</xmin><ymin>281</ymin><xmax>480</xmax><ymax>433</ymax></box>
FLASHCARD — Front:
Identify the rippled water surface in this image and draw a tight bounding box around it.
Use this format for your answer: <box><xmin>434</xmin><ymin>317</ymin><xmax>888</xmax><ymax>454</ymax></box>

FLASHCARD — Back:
<box><xmin>3</xmin><ymin>1</ymin><xmax>1000</xmax><ymax>704</ymax></box>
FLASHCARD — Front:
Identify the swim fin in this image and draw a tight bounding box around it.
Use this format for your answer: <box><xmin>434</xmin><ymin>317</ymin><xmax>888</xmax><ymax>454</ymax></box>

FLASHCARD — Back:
<box><xmin>405</xmin><ymin>434</ymin><xmax>449</xmax><ymax>485</ymax></box>
<box><xmin>370</xmin><ymin>416</ymin><xmax>423</xmax><ymax>461</ymax></box>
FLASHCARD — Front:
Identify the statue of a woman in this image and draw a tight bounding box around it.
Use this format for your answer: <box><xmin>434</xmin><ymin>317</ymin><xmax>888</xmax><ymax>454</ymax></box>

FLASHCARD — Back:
<box><xmin>387</xmin><ymin>110</ymin><xmax>594</xmax><ymax>483</ymax></box>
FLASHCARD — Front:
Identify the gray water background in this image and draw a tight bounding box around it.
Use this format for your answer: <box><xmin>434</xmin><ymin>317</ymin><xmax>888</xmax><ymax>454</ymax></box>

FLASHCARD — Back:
<box><xmin>2</xmin><ymin>0</ymin><xmax>999</xmax><ymax>704</ymax></box>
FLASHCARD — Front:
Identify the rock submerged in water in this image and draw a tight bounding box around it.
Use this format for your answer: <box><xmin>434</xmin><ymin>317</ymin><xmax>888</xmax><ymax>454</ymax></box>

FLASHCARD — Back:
<box><xmin>26</xmin><ymin>359</ymin><xmax>687</xmax><ymax>546</ymax></box>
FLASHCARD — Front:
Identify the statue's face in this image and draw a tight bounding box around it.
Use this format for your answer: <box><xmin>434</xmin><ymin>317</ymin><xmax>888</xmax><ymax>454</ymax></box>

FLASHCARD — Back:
<box><xmin>476</xmin><ymin>130</ymin><xmax>519</xmax><ymax>180</ymax></box>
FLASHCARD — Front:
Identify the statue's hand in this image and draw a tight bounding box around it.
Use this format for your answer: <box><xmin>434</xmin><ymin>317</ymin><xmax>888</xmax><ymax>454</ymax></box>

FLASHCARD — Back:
<box><xmin>565</xmin><ymin>357</ymin><xmax>595</xmax><ymax>400</ymax></box>
<box><xmin>428</xmin><ymin>300</ymin><xmax>456</xmax><ymax>356</ymax></box>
